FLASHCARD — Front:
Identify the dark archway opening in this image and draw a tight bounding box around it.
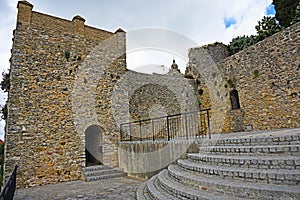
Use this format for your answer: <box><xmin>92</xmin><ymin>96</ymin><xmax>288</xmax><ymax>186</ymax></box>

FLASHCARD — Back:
<box><xmin>85</xmin><ymin>125</ymin><xmax>103</xmax><ymax>166</ymax></box>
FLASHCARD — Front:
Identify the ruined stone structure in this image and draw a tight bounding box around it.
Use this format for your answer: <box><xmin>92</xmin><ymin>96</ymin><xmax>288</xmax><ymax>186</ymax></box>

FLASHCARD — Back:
<box><xmin>5</xmin><ymin>0</ymin><xmax>300</xmax><ymax>190</ymax></box>
<box><xmin>186</xmin><ymin>22</ymin><xmax>300</xmax><ymax>133</ymax></box>
<box><xmin>5</xmin><ymin>1</ymin><xmax>196</xmax><ymax>188</ymax></box>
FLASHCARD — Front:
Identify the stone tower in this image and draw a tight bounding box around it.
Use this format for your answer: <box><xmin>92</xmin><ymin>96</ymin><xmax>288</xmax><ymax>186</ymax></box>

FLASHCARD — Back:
<box><xmin>5</xmin><ymin>1</ymin><xmax>126</xmax><ymax>187</ymax></box>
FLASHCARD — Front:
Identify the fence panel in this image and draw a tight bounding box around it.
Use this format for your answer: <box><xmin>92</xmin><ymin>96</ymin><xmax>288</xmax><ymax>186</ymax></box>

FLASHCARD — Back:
<box><xmin>120</xmin><ymin>108</ymin><xmax>211</xmax><ymax>142</ymax></box>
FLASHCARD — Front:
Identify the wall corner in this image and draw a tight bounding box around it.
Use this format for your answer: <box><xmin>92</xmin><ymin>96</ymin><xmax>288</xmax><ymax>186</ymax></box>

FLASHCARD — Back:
<box><xmin>17</xmin><ymin>1</ymin><xmax>33</xmax><ymax>26</ymax></box>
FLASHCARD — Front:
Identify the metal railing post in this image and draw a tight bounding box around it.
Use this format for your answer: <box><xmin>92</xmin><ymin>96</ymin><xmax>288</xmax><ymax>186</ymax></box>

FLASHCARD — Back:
<box><xmin>185</xmin><ymin>113</ymin><xmax>188</xmax><ymax>139</ymax></box>
<box><xmin>129</xmin><ymin>123</ymin><xmax>132</xmax><ymax>141</ymax></box>
<box><xmin>206</xmin><ymin>109</ymin><xmax>211</xmax><ymax>139</ymax></box>
<box><xmin>152</xmin><ymin>119</ymin><xmax>155</xmax><ymax>141</ymax></box>
<box><xmin>139</xmin><ymin>121</ymin><xmax>142</xmax><ymax>141</ymax></box>
<box><xmin>167</xmin><ymin>116</ymin><xmax>170</xmax><ymax>141</ymax></box>
<box><xmin>120</xmin><ymin>125</ymin><xmax>123</xmax><ymax>142</ymax></box>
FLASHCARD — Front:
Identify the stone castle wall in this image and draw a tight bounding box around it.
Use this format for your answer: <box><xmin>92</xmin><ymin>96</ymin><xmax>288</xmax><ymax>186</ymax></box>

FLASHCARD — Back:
<box><xmin>187</xmin><ymin>22</ymin><xmax>300</xmax><ymax>133</ymax></box>
<box><xmin>5</xmin><ymin>1</ymin><xmax>198</xmax><ymax>188</ymax></box>
<box><xmin>5</xmin><ymin>1</ymin><xmax>126</xmax><ymax>188</ymax></box>
<box><xmin>111</xmin><ymin>70</ymin><xmax>199</xmax><ymax>140</ymax></box>
<box><xmin>6</xmin><ymin>0</ymin><xmax>299</xmax><ymax>189</ymax></box>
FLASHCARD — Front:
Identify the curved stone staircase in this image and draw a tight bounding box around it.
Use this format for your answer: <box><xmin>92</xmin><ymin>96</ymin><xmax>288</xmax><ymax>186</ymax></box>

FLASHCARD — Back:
<box><xmin>136</xmin><ymin>129</ymin><xmax>300</xmax><ymax>199</ymax></box>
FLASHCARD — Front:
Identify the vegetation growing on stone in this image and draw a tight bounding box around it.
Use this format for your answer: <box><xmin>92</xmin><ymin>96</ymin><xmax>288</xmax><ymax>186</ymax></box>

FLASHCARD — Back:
<box><xmin>64</xmin><ymin>50</ymin><xmax>70</xmax><ymax>61</ymax></box>
<box><xmin>226</xmin><ymin>78</ymin><xmax>235</xmax><ymax>88</ymax></box>
<box><xmin>253</xmin><ymin>70</ymin><xmax>259</xmax><ymax>78</ymax></box>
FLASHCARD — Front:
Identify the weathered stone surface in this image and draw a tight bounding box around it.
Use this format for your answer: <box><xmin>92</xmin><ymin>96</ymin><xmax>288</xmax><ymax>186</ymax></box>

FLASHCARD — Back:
<box><xmin>14</xmin><ymin>176</ymin><xmax>142</xmax><ymax>200</ymax></box>
<box><xmin>5</xmin><ymin>1</ymin><xmax>198</xmax><ymax>188</ymax></box>
<box><xmin>6</xmin><ymin>0</ymin><xmax>300</xmax><ymax>191</ymax></box>
<box><xmin>5</xmin><ymin>1</ymin><xmax>125</xmax><ymax>188</ymax></box>
<box><xmin>137</xmin><ymin>129</ymin><xmax>300</xmax><ymax>200</ymax></box>
<box><xmin>186</xmin><ymin>22</ymin><xmax>300</xmax><ymax>133</ymax></box>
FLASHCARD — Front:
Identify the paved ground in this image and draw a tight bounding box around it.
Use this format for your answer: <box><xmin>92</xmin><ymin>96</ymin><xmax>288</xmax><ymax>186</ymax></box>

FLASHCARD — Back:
<box><xmin>14</xmin><ymin>128</ymin><xmax>300</xmax><ymax>200</ymax></box>
<box><xmin>14</xmin><ymin>177</ymin><xmax>144</xmax><ymax>200</ymax></box>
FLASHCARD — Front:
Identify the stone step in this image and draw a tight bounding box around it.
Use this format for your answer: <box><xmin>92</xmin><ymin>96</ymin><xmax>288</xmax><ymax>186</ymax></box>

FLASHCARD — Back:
<box><xmin>82</xmin><ymin>165</ymin><xmax>111</xmax><ymax>172</ymax></box>
<box><xmin>146</xmin><ymin>175</ymin><xmax>183</xmax><ymax>200</ymax></box>
<box><xmin>157</xmin><ymin>169</ymin><xmax>244</xmax><ymax>200</ymax></box>
<box><xmin>187</xmin><ymin>153</ymin><xmax>300</xmax><ymax>170</ymax></box>
<box><xmin>206</xmin><ymin>133</ymin><xmax>300</xmax><ymax>147</ymax></box>
<box><xmin>168</xmin><ymin>164</ymin><xmax>300</xmax><ymax>199</ymax></box>
<box><xmin>85</xmin><ymin>172</ymin><xmax>126</xmax><ymax>182</ymax></box>
<box><xmin>177</xmin><ymin>159</ymin><xmax>300</xmax><ymax>185</ymax></box>
<box><xmin>136</xmin><ymin>181</ymin><xmax>152</xmax><ymax>200</ymax></box>
<box><xmin>199</xmin><ymin>144</ymin><xmax>300</xmax><ymax>156</ymax></box>
<box><xmin>82</xmin><ymin>165</ymin><xmax>126</xmax><ymax>182</ymax></box>
<box><xmin>135</xmin><ymin>129</ymin><xmax>300</xmax><ymax>199</ymax></box>
<box><xmin>84</xmin><ymin>168</ymin><xmax>124</xmax><ymax>176</ymax></box>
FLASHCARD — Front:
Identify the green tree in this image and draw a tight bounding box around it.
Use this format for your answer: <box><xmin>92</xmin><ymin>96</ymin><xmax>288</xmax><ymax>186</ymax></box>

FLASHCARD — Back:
<box><xmin>0</xmin><ymin>71</ymin><xmax>10</xmax><ymax>93</ymax></box>
<box><xmin>0</xmin><ymin>104</ymin><xmax>7</xmax><ymax>120</ymax></box>
<box><xmin>227</xmin><ymin>16</ymin><xmax>282</xmax><ymax>55</ymax></box>
<box><xmin>228</xmin><ymin>35</ymin><xmax>256</xmax><ymax>55</ymax></box>
<box><xmin>291</xmin><ymin>2</ymin><xmax>300</xmax><ymax>24</ymax></box>
<box><xmin>273</xmin><ymin>0</ymin><xmax>300</xmax><ymax>27</ymax></box>
<box><xmin>0</xmin><ymin>71</ymin><xmax>9</xmax><ymax>121</ymax></box>
<box><xmin>255</xmin><ymin>16</ymin><xmax>282</xmax><ymax>42</ymax></box>
<box><xmin>0</xmin><ymin>143</ymin><xmax>4</xmax><ymax>186</ymax></box>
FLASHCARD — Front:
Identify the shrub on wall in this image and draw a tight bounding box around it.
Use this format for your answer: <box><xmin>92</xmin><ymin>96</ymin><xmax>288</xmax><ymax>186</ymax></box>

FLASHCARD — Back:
<box><xmin>64</xmin><ymin>50</ymin><xmax>70</xmax><ymax>61</ymax></box>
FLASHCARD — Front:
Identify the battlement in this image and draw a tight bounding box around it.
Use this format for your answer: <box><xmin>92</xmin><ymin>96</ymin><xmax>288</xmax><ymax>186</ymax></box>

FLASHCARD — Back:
<box><xmin>16</xmin><ymin>0</ymin><xmax>119</xmax><ymax>40</ymax></box>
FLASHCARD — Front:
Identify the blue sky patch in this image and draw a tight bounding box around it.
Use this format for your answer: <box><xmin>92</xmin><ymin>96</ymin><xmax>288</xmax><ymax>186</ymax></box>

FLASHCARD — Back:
<box><xmin>224</xmin><ymin>17</ymin><xmax>237</xmax><ymax>28</ymax></box>
<box><xmin>266</xmin><ymin>4</ymin><xmax>276</xmax><ymax>15</ymax></box>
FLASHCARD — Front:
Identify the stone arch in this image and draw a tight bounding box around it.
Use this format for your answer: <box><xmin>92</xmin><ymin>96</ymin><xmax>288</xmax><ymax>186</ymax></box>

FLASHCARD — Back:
<box><xmin>128</xmin><ymin>83</ymin><xmax>182</xmax><ymax>140</ymax></box>
<box><xmin>85</xmin><ymin>125</ymin><xmax>103</xmax><ymax>166</ymax></box>
<box><xmin>129</xmin><ymin>83</ymin><xmax>181</xmax><ymax>120</ymax></box>
<box><xmin>230</xmin><ymin>89</ymin><xmax>241</xmax><ymax>110</ymax></box>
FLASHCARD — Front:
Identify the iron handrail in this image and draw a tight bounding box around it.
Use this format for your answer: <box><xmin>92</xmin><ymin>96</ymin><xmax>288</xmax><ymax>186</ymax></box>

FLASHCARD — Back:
<box><xmin>120</xmin><ymin>108</ymin><xmax>211</xmax><ymax>125</ymax></box>
<box><xmin>120</xmin><ymin>108</ymin><xmax>211</xmax><ymax>142</ymax></box>
<box><xmin>0</xmin><ymin>165</ymin><xmax>18</xmax><ymax>200</ymax></box>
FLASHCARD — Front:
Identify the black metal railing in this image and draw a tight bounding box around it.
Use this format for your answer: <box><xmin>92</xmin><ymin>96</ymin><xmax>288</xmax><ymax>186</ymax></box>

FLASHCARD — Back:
<box><xmin>0</xmin><ymin>165</ymin><xmax>18</xmax><ymax>200</ymax></box>
<box><xmin>120</xmin><ymin>108</ymin><xmax>211</xmax><ymax>142</ymax></box>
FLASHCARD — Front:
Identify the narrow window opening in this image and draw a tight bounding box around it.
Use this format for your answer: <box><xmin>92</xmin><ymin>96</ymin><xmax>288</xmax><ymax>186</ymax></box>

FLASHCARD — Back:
<box><xmin>230</xmin><ymin>89</ymin><xmax>240</xmax><ymax>110</ymax></box>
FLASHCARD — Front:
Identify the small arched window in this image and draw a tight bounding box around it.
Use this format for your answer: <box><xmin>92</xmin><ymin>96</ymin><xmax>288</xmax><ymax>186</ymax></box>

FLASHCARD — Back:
<box><xmin>230</xmin><ymin>89</ymin><xmax>240</xmax><ymax>110</ymax></box>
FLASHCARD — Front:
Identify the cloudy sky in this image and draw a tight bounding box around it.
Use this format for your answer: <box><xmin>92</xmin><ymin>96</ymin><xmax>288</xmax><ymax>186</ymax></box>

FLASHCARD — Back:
<box><xmin>0</xmin><ymin>0</ymin><xmax>275</xmax><ymax>140</ymax></box>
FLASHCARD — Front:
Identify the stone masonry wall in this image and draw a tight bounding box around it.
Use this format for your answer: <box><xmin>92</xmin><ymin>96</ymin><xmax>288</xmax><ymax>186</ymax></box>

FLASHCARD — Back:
<box><xmin>187</xmin><ymin>22</ymin><xmax>300</xmax><ymax>133</ymax></box>
<box><xmin>5</xmin><ymin>1</ymin><xmax>126</xmax><ymax>188</ymax></box>
<box><xmin>111</xmin><ymin>70</ymin><xmax>199</xmax><ymax>140</ymax></box>
<box><xmin>7</xmin><ymin>0</ymin><xmax>299</xmax><ymax>189</ymax></box>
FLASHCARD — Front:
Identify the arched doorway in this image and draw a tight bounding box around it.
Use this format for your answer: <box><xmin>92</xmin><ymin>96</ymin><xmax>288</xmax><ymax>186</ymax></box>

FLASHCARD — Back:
<box><xmin>85</xmin><ymin>125</ymin><xmax>103</xmax><ymax>166</ymax></box>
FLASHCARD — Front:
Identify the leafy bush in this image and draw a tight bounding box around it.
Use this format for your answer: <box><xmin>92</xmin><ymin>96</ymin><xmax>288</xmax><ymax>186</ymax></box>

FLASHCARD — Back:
<box><xmin>64</xmin><ymin>50</ymin><xmax>70</xmax><ymax>61</ymax></box>
<box><xmin>0</xmin><ymin>71</ymin><xmax>10</xmax><ymax>93</ymax></box>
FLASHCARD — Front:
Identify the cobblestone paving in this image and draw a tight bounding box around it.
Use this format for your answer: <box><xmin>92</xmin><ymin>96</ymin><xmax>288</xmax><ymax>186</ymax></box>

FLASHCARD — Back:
<box><xmin>14</xmin><ymin>177</ymin><xmax>143</xmax><ymax>200</ymax></box>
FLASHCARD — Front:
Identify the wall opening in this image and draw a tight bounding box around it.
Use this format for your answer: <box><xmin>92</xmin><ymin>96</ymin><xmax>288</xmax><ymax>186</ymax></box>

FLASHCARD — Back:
<box><xmin>85</xmin><ymin>125</ymin><xmax>103</xmax><ymax>166</ymax></box>
<box><xmin>230</xmin><ymin>89</ymin><xmax>241</xmax><ymax>110</ymax></box>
